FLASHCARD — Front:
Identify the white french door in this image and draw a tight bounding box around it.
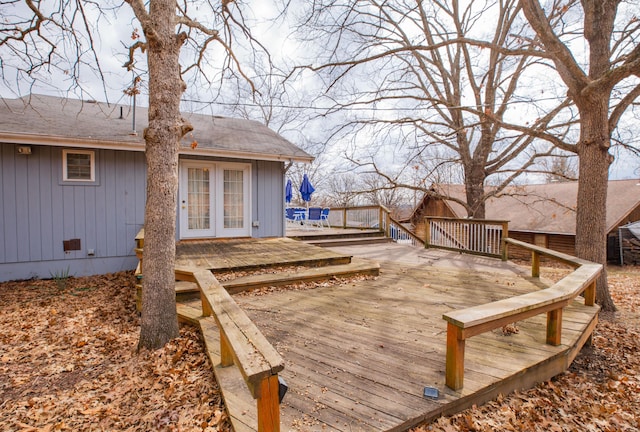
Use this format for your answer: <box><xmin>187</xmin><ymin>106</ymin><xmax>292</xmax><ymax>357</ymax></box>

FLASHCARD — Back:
<box><xmin>217</xmin><ymin>164</ymin><xmax>251</xmax><ymax>238</ymax></box>
<box><xmin>179</xmin><ymin>161</ymin><xmax>250</xmax><ymax>239</ymax></box>
<box><xmin>180</xmin><ymin>162</ymin><xmax>216</xmax><ymax>238</ymax></box>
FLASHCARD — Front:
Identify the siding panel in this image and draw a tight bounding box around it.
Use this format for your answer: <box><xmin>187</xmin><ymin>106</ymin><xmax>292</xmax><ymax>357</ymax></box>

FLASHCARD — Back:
<box><xmin>27</xmin><ymin>150</ymin><xmax>42</xmax><ymax>261</ymax></box>
<box><xmin>0</xmin><ymin>145</ymin><xmax>13</xmax><ymax>262</ymax></box>
<box><xmin>253</xmin><ymin>160</ymin><xmax>284</xmax><ymax>238</ymax></box>
<box><xmin>39</xmin><ymin>147</ymin><xmax>54</xmax><ymax>261</ymax></box>
<box><xmin>15</xmin><ymin>152</ymin><xmax>30</xmax><ymax>262</ymax></box>
<box><xmin>50</xmin><ymin>149</ymin><xmax>65</xmax><ymax>261</ymax></box>
<box><xmin>0</xmin><ymin>145</ymin><xmax>147</xmax><ymax>281</ymax></box>
<box><xmin>95</xmin><ymin>150</ymin><xmax>108</xmax><ymax>258</ymax></box>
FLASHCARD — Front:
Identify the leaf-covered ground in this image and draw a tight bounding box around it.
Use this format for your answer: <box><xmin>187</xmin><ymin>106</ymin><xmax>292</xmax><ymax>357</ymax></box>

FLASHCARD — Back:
<box><xmin>1</xmin><ymin>266</ymin><xmax>638</xmax><ymax>431</ymax></box>
<box><xmin>0</xmin><ymin>272</ymin><xmax>230</xmax><ymax>431</ymax></box>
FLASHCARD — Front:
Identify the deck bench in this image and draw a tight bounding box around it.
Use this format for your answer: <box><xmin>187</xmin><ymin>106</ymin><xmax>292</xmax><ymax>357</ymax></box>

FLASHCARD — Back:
<box><xmin>443</xmin><ymin>238</ymin><xmax>601</xmax><ymax>391</ymax></box>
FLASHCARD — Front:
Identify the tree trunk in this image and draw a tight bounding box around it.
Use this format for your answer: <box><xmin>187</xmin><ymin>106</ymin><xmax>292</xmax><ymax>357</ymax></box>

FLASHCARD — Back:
<box><xmin>575</xmin><ymin>101</ymin><xmax>616</xmax><ymax>311</ymax></box>
<box><xmin>464</xmin><ymin>165</ymin><xmax>486</xmax><ymax>219</ymax></box>
<box><xmin>138</xmin><ymin>0</ymin><xmax>186</xmax><ymax>349</ymax></box>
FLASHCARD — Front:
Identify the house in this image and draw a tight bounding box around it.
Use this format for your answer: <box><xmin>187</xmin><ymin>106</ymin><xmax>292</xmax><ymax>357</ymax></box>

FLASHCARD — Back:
<box><xmin>405</xmin><ymin>180</ymin><xmax>640</xmax><ymax>261</ymax></box>
<box><xmin>0</xmin><ymin>94</ymin><xmax>312</xmax><ymax>282</ymax></box>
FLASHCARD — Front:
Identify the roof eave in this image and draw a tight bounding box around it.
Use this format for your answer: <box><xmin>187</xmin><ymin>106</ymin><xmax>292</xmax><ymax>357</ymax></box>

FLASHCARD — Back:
<box><xmin>179</xmin><ymin>147</ymin><xmax>314</xmax><ymax>163</ymax></box>
<box><xmin>0</xmin><ymin>132</ymin><xmax>315</xmax><ymax>163</ymax></box>
<box><xmin>0</xmin><ymin>132</ymin><xmax>144</xmax><ymax>152</ymax></box>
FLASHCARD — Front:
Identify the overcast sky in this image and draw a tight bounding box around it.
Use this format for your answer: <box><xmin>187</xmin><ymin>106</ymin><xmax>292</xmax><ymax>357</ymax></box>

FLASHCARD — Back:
<box><xmin>0</xmin><ymin>1</ymin><xmax>637</xmax><ymax>181</ymax></box>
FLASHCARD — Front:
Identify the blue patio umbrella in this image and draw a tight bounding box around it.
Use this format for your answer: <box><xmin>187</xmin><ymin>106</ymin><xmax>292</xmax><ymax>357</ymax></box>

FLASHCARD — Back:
<box><xmin>285</xmin><ymin>179</ymin><xmax>292</xmax><ymax>204</ymax></box>
<box><xmin>299</xmin><ymin>174</ymin><xmax>315</xmax><ymax>202</ymax></box>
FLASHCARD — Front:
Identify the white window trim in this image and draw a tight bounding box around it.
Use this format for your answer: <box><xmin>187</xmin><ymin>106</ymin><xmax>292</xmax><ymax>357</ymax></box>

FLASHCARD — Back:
<box><xmin>62</xmin><ymin>149</ymin><xmax>95</xmax><ymax>182</ymax></box>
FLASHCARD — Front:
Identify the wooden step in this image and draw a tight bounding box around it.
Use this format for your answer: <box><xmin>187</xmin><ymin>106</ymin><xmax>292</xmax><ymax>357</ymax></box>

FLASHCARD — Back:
<box><xmin>174</xmin><ymin>258</ymin><xmax>380</xmax><ymax>297</ymax></box>
<box><xmin>289</xmin><ymin>230</ymin><xmax>385</xmax><ymax>242</ymax></box>
<box><xmin>222</xmin><ymin>258</ymin><xmax>379</xmax><ymax>294</ymax></box>
<box><xmin>304</xmin><ymin>236</ymin><xmax>393</xmax><ymax>247</ymax></box>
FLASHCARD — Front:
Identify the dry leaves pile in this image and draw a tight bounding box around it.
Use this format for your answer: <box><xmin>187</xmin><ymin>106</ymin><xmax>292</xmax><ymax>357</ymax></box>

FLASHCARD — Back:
<box><xmin>1</xmin><ymin>266</ymin><xmax>639</xmax><ymax>431</ymax></box>
<box><xmin>414</xmin><ymin>266</ymin><xmax>640</xmax><ymax>432</ymax></box>
<box><xmin>0</xmin><ymin>272</ymin><xmax>230</xmax><ymax>432</ymax></box>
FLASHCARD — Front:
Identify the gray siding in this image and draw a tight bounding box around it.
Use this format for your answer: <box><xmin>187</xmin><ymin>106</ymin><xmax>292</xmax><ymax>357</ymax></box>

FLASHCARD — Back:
<box><xmin>252</xmin><ymin>160</ymin><xmax>286</xmax><ymax>238</ymax></box>
<box><xmin>0</xmin><ymin>144</ymin><xmax>146</xmax><ymax>281</ymax></box>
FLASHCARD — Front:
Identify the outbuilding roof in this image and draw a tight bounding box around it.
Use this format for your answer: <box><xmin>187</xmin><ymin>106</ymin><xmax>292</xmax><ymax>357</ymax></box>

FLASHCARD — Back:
<box><xmin>0</xmin><ymin>94</ymin><xmax>313</xmax><ymax>163</ymax></box>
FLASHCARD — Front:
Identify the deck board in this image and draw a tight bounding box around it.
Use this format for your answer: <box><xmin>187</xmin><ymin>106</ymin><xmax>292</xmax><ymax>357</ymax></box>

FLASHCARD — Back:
<box><xmin>232</xmin><ymin>264</ymin><xmax>597</xmax><ymax>430</ymax></box>
<box><xmin>173</xmin><ymin>239</ymin><xmax>598</xmax><ymax>431</ymax></box>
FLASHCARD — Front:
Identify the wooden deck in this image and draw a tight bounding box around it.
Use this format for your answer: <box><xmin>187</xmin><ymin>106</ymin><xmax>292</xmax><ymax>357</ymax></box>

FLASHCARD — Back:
<box><xmin>173</xmin><ymin>238</ymin><xmax>598</xmax><ymax>431</ymax></box>
<box><xmin>175</xmin><ymin>237</ymin><xmax>352</xmax><ymax>270</ymax></box>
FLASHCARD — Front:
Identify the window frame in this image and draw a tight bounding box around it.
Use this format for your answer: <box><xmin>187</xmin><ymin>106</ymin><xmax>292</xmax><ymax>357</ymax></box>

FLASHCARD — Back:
<box><xmin>62</xmin><ymin>149</ymin><xmax>96</xmax><ymax>183</ymax></box>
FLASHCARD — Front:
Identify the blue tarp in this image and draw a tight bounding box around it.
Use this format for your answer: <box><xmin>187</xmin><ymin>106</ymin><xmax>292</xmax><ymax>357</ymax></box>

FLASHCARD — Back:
<box><xmin>299</xmin><ymin>174</ymin><xmax>315</xmax><ymax>202</ymax></box>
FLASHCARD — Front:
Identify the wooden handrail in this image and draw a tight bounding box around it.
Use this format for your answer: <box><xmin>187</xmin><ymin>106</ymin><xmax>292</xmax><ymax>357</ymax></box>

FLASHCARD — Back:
<box><xmin>176</xmin><ymin>267</ymin><xmax>285</xmax><ymax>431</ymax></box>
<box><xmin>442</xmin><ymin>237</ymin><xmax>601</xmax><ymax>390</ymax></box>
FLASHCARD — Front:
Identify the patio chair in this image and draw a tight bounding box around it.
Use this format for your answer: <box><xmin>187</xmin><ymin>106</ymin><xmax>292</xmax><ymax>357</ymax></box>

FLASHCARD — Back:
<box><xmin>307</xmin><ymin>207</ymin><xmax>323</xmax><ymax>227</ymax></box>
<box><xmin>285</xmin><ymin>208</ymin><xmax>297</xmax><ymax>225</ymax></box>
<box><xmin>320</xmin><ymin>207</ymin><xmax>330</xmax><ymax>228</ymax></box>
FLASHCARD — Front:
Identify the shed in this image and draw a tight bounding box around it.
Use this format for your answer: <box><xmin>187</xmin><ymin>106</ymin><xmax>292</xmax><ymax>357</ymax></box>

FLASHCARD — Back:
<box><xmin>405</xmin><ymin>181</ymin><xmax>640</xmax><ymax>261</ymax></box>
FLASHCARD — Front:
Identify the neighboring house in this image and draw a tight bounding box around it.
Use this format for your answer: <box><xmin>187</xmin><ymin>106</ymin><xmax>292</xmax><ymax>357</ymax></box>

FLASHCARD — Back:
<box><xmin>0</xmin><ymin>94</ymin><xmax>312</xmax><ymax>282</ymax></box>
<box><xmin>405</xmin><ymin>180</ymin><xmax>640</xmax><ymax>261</ymax></box>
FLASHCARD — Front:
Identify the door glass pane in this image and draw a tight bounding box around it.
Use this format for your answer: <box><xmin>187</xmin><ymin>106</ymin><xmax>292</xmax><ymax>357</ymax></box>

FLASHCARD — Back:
<box><xmin>224</xmin><ymin>169</ymin><xmax>243</xmax><ymax>229</ymax></box>
<box><xmin>188</xmin><ymin>167</ymin><xmax>210</xmax><ymax>230</ymax></box>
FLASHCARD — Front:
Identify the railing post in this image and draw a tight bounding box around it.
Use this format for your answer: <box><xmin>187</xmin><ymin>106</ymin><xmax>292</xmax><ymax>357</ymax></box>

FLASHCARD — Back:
<box><xmin>584</xmin><ymin>280</ymin><xmax>596</xmax><ymax>306</ymax></box>
<box><xmin>445</xmin><ymin>322</ymin><xmax>465</xmax><ymax>391</ymax></box>
<box><xmin>425</xmin><ymin>218</ymin><xmax>431</xmax><ymax>249</ymax></box>
<box><xmin>546</xmin><ymin>308</ymin><xmax>563</xmax><ymax>345</ymax></box>
<box><xmin>531</xmin><ymin>251</ymin><xmax>540</xmax><ymax>278</ymax></box>
<box><xmin>257</xmin><ymin>374</ymin><xmax>280</xmax><ymax>432</ymax></box>
<box><xmin>501</xmin><ymin>222</ymin><xmax>509</xmax><ymax>261</ymax></box>
<box><xmin>220</xmin><ymin>331</ymin><xmax>234</xmax><ymax>367</ymax></box>
<box><xmin>201</xmin><ymin>294</ymin><xmax>213</xmax><ymax>317</ymax></box>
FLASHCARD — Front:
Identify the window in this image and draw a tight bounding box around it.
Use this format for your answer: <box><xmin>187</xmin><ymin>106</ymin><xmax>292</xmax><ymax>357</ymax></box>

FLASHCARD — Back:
<box><xmin>63</xmin><ymin>149</ymin><xmax>95</xmax><ymax>182</ymax></box>
<box><xmin>223</xmin><ymin>169</ymin><xmax>244</xmax><ymax>229</ymax></box>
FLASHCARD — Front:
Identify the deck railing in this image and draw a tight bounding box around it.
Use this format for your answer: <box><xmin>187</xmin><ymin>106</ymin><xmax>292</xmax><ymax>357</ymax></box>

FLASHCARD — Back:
<box><xmin>442</xmin><ymin>237</ymin><xmax>602</xmax><ymax>390</ymax></box>
<box><xmin>175</xmin><ymin>268</ymin><xmax>285</xmax><ymax>431</ymax></box>
<box><xmin>135</xmin><ymin>229</ymin><xmax>285</xmax><ymax>431</ymax></box>
<box><xmin>328</xmin><ymin>205</ymin><xmax>424</xmax><ymax>247</ymax></box>
<box><xmin>327</xmin><ymin>205</ymin><xmax>384</xmax><ymax>229</ymax></box>
<box><xmin>426</xmin><ymin>217</ymin><xmax>509</xmax><ymax>259</ymax></box>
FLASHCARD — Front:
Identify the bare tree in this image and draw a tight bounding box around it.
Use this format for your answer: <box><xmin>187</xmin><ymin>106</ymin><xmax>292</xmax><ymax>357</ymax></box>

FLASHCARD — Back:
<box><xmin>324</xmin><ymin>172</ymin><xmax>364</xmax><ymax>207</ymax></box>
<box><xmin>292</xmin><ymin>0</ymin><xmax>572</xmax><ymax>218</ymax></box>
<box><xmin>1</xmin><ymin>0</ymin><xmax>265</xmax><ymax>349</ymax></box>
<box><xmin>521</xmin><ymin>0</ymin><xmax>640</xmax><ymax>311</ymax></box>
<box><xmin>360</xmin><ymin>173</ymin><xmax>406</xmax><ymax>211</ymax></box>
<box><xmin>541</xmin><ymin>154</ymin><xmax>578</xmax><ymax>183</ymax></box>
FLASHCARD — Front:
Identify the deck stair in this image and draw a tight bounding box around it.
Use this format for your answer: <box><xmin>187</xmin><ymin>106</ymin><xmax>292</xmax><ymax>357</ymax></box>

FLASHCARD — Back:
<box><xmin>174</xmin><ymin>257</ymin><xmax>380</xmax><ymax>301</ymax></box>
<box><xmin>292</xmin><ymin>229</ymin><xmax>393</xmax><ymax>247</ymax></box>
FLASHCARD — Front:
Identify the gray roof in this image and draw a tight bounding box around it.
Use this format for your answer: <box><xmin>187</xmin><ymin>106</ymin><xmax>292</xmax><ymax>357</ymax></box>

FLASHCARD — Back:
<box><xmin>416</xmin><ymin>180</ymin><xmax>640</xmax><ymax>235</ymax></box>
<box><xmin>0</xmin><ymin>94</ymin><xmax>313</xmax><ymax>162</ymax></box>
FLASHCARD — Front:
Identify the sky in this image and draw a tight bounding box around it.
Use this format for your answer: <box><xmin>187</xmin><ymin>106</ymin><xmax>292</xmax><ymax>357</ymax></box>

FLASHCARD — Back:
<box><xmin>0</xmin><ymin>0</ymin><xmax>638</xmax><ymax>182</ymax></box>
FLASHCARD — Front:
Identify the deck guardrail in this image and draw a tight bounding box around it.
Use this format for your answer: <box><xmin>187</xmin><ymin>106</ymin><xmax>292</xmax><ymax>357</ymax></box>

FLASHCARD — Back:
<box><xmin>175</xmin><ymin>268</ymin><xmax>285</xmax><ymax>431</ymax></box>
<box><xmin>442</xmin><ymin>237</ymin><xmax>602</xmax><ymax>390</ymax></box>
<box><xmin>135</xmin><ymin>229</ymin><xmax>284</xmax><ymax>431</ymax></box>
<box><xmin>327</xmin><ymin>205</ymin><xmax>424</xmax><ymax>247</ymax></box>
<box><xmin>426</xmin><ymin>217</ymin><xmax>509</xmax><ymax>259</ymax></box>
